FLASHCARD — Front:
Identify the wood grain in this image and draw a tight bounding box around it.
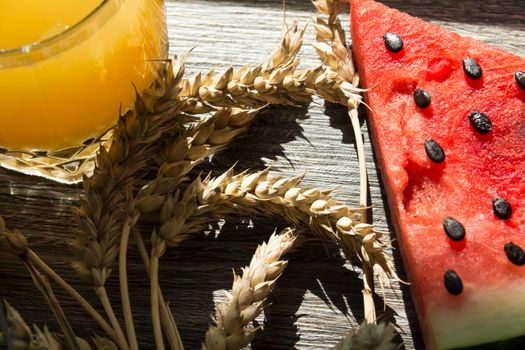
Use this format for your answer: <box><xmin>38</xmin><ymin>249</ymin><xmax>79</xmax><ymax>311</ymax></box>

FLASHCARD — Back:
<box><xmin>0</xmin><ymin>1</ymin><xmax>523</xmax><ymax>349</ymax></box>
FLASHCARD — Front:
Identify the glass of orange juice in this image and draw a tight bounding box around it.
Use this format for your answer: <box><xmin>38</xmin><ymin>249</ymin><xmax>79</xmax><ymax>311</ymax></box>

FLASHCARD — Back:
<box><xmin>0</xmin><ymin>0</ymin><xmax>167</xmax><ymax>183</ymax></box>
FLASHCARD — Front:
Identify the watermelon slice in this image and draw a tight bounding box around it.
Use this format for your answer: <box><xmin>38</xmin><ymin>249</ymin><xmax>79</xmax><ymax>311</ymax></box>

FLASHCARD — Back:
<box><xmin>349</xmin><ymin>0</ymin><xmax>525</xmax><ymax>349</ymax></box>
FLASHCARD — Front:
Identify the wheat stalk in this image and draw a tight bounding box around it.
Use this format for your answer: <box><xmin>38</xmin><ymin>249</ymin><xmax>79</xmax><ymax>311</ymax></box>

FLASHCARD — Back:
<box><xmin>332</xmin><ymin>321</ymin><xmax>398</xmax><ymax>350</ymax></box>
<box><xmin>130</xmin><ymin>225</ymin><xmax>182</xmax><ymax>350</ymax></box>
<box><xmin>23</xmin><ymin>259</ymin><xmax>80</xmax><ymax>350</ymax></box>
<box><xmin>202</xmin><ymin>228</ymin><xmax>296</xmax><ymax>350</ymax></box>
<box><xmin>118</xmin><ymin>193</ymin><xmax>141</xmax><ymax>350</ymax></box>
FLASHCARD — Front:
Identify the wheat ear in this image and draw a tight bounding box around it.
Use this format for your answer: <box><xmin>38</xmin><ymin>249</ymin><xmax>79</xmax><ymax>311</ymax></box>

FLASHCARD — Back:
<box><xmin>0</xmin><ymin>301</ymin><xmax>33</xmax><ymax>349</ymax></box>
<box><xmin>70</xmin><ymin>56</ymin><xmax>188</xmax><ymax>283</ymax></box>
<box><xmin>312</xmin><ymin>0</ymin><xmax>385</xmax><ymax>323</ymax></box>
<box><xmin>0</xmin><ymin>301</ymin><xmax>98</xmax><ymax>350</ymax></box>
<box><xmin>0</xmin><ymin>217</ymin><xmax>116</xmax><ymax>344</ymax></box>
<box><xmin>137</xmin><ymin>107</ymin><xmax>259</xmax><ymax>214</ymax></box>
<box><xmin>312</xmin><ymin>0</ymin><xmax>366</xmax><ymax>217</ymax></box>
<box><xmin>178</xmin><ymin>23</ymin><xmax>361</xmax><ymax>115</ymax></box>
<box><xmin>70</xmin><ymin>56</ymin><xmax>195</xmax><ymax>350</ymax></box>
<box><xmin>202</xmin><ymin>228</ymin><xmax>296</xmax><ymax>350</ymax></box>
<box><xmin>150</xmin><ymin>168</ymin><xmax>396</xmax><ymax>284</ymax></box>
<box><xmin>332</xmin><ymin>321</ymin><xmax>398</xmax><ymax>350</ymax></box>
<box><xmin>70</xmin><ymin>55</ymin><xmax>188</xmax><ymax>286</ymax></box>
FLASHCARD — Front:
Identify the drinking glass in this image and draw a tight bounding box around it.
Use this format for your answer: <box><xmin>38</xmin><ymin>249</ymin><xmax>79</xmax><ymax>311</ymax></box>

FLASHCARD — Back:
<box><xmin>0</xmin><ymin>0</ymin><xmax>167</xmax><ymax>183</ymax></box>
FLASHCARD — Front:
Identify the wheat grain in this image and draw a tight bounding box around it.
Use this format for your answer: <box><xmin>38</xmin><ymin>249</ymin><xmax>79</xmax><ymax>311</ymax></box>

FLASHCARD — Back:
<box><xmin>93</xmin><ymin>335</ymin><xmax>119</xmax><ymax>350</ymax></box>
<box><xmin>312</xmin><ymin>0</ymin><xmax>359</xmax><ymax>91</ymax></box>
<box><xmin>202</xmin><ymin>228</ymin><xmax>296</xmax><ymax>350</ymax></box>
<box><xmin>312</xmin><ymin>0</ymin><xmax>347</xmax><ymax>18</ymax></box>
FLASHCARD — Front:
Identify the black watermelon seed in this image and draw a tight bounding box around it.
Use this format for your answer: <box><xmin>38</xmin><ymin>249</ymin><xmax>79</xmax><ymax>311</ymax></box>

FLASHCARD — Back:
<box><xmin>468</xmin><ymin>111</ymin><xmax>492</xmax><ymax>134</ymax></box>
<box><xmin>444</xmin><ymin>270</ymin><xmax>463</xmax><ymax>295</ymax></box>
<box><xmin>424</xmin><ymin>139</ymin><xmax>445</xmax><ymax>163</ymax></box>
<box><xmin>515</xmin><ymin>71</ymin><xmax>525</xmax><ymax>91</ymax></box>
<box><xmin>413</xmin><ymin>88</ymin><xmax>431</xmax><ymax>108</ymax></box>
<box><xmin>383</xmin><ymin>32</ymin><xmax>403</xmax><ymax>53</ymax></box>
<box><xmin>442</xmin><ymin>217</ymin><xmax>466</xmax><ymax>241</ymax></box>
<box><xmin>492</xmin><ymin>196</ymin><xmax>512</xmax><ymax>219</ymax></box>
<box><xmin>504</xmin><ymin>242</ymin><xmax>525</xmax><ymax>266</ymax></box>
<box><xmin>462</xmin><ymin>57</ymin><xmax>482</xmax><ymax>80</ymax></box>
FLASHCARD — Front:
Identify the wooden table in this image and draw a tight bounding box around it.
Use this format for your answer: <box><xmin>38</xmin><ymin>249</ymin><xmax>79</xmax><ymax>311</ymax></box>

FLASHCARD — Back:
<box><xmin>0</xmin><ymin>1</ymin><xmax>523</xmax><ymax>349</ymax></box>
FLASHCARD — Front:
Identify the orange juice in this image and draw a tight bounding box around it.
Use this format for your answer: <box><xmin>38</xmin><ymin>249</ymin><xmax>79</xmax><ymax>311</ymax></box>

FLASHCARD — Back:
<box><xmin>0</xmin><ymin>0</ymin><xmax>167</xmax><ymax>151</ymax></box>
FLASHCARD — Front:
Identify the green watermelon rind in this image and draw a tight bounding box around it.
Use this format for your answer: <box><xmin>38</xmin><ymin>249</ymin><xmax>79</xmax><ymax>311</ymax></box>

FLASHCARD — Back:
<box><xmin>455</xmin><ymin>337</ymin><xmax>525</xmax><ymax>350</ymax></box>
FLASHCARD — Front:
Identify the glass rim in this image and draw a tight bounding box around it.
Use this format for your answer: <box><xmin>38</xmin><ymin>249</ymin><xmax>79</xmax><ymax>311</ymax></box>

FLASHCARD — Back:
<box><xmin>0</xmin><ymin>0</ymin><xmax>118</xmax><ymax>66</ymax></box>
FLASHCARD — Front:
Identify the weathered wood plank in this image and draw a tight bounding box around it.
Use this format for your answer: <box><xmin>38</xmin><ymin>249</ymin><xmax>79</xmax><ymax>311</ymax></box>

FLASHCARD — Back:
<box><xmin>0</xmin><ymin>1</ymin><xmax>522</xmax><ymax>349</ymax></box>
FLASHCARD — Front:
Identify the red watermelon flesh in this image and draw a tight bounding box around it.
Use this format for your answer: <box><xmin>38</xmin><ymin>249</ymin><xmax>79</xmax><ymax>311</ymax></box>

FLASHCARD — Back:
<box><xmin>350</xmin><ymin>0</ymin><xmax>525</xmax><ymax>349</ymax></box>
